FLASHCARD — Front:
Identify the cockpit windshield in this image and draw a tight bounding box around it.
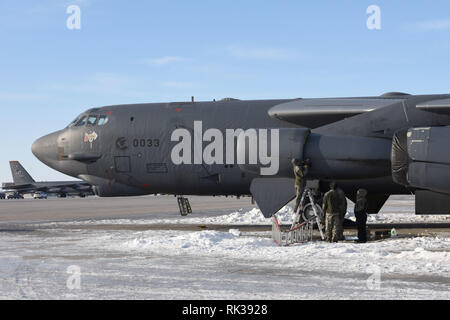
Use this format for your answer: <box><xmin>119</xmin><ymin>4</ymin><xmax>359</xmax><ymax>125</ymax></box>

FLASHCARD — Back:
<box><xmin>87</xmin><ymin>115</ymin><xmax>98</xmax><ymax>126</ymax></box>
<box><xmin>68</xmin><ymin>116</ymin><xmax>81</xmax><ymax>127</ymax></box>
<box><xmin>98</xmin><ymin>115</ymin><xmax>109</xmax><ymax>126</ymax></box>
<box><xmin>75</xmin><ymin>116</ymin><xmax>87</xmax><ymax>127</ymax></box>
<box><xmin>67</xmin><ymin>113</ymin><xmax>109</xmax><ymax>128</ymax></box>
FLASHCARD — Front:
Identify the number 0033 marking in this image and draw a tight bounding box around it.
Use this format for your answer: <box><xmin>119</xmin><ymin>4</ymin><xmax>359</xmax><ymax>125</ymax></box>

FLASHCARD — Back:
<box><xmin>133</xmin><ymin>138</ymin><xmax>160</xmax><ymax>148</ymax></box>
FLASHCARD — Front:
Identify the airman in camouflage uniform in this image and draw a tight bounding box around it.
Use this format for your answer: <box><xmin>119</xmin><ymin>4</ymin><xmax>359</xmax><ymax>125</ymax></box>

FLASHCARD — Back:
<box><xmin>322</xmin><ymin>182</ymin><xmax>341</xmax><ymax>242</ymax></box>
<box><xmin>291</xmin><ymin>158</ymin><xmax>310</xmax><ymax>213</ymax></box>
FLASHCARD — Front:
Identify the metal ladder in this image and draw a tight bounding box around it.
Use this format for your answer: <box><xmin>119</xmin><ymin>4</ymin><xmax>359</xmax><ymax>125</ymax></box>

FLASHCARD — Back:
<box><xmin>272</xmin><ymin>188</ymin><xmax>325</xmax><ymax>246</ymax></box>
<box><xmin>293</xmin><ymin>188</ymin><xmax>325</xmax><ymax>240</ymax></box>
<box><xmin>177</xmin><ymin>196</ymin><xmax>192</xmax><ymax>216</ymax></box>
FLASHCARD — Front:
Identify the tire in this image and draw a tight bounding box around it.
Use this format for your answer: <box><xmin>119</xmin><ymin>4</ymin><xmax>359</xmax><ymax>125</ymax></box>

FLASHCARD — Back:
<box><xmin>302</xmin><ymin>203</ymin><xmax>324</xmax><ymax>222</ymax></box>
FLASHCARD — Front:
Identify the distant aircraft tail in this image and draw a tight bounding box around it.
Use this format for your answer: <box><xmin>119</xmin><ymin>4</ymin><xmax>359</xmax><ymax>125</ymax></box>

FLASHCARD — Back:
<box><xmin>9</xmin><ymin>161</ymin><xmax>35</xmax><ymax>185</ymax></box>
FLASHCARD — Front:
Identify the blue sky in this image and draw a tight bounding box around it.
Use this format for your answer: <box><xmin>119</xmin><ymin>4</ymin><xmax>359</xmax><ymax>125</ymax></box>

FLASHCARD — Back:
<box><xmin>1</xmin><ymin>0</ymin><xmax>450</xmax><ymax>182</ymax></box>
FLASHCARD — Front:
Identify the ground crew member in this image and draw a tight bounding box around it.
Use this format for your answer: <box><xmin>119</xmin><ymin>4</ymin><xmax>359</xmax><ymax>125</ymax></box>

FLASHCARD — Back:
<box><xmin>335</xmin><ymin>184</ymin><xmax>347</xmax><ymax>241</ymax></box>
<box><xmin>312</xmin><ymin>188</ymin><xmax>323</xmax><ymax>207</ymax></box>
<box><xmin>354</xmin><ymin>189</ymin><xmax>369</xmax><ymax>243</ymax></box>
<box><xmin>322</xmin><ymin>182</ymin><xmax>341</xmax><ymax>242</ymax></box>
<box><xmin>291</xmin><ymin>158</ymin><xmax>310</xmax><ymax>213</ymax></box>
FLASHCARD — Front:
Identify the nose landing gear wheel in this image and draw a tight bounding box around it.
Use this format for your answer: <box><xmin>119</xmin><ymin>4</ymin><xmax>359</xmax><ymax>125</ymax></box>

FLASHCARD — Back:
<box><xmin>302</xmin><ymin>203</ymin><xmax>324</xmax><ymax>222</ymax></box>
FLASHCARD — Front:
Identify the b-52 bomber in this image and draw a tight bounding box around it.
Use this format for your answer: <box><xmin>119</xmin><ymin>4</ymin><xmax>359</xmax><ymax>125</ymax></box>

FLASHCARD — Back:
<box><xmin>32</xmin><ymin>93</ymin><xmax>450</xmax><ymax>216</ymax></box>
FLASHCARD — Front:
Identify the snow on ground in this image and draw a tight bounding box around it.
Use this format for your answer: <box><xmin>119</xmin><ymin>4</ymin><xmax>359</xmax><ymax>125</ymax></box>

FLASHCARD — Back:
<box><xmin>135</xmin><ymin>206</ymin><xmax>296</xmax><ymax>225</ymax></box>
<box><xmin>48</xmin><ymin>196</ymin><xmax>450</xmax><ymax>226</ymax></box>
<box><xmin>1</xmin><ymin>195</ymin><xmax>450</xmax><ymax>299</ymax></box>
<box><xmin>118</xmin><ymin>230</ymin><xmax>450</xmax><ymax>276</ymax></box>
<box><xmin>0</xmin><ymin>225</ymin><xmax>449</xmax><ymax>299</ymax></box>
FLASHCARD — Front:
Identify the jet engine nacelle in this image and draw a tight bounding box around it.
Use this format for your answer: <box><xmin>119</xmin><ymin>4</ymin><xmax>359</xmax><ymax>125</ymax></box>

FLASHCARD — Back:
<box><xmin>392</xmin><ymin>126</ymin><xmax>450</xmax><ymax>194</ymax></box>
<box><xmin>237</xmin><ymin>128</ymin><xmax>392</xmax><ymax>179</ymax></box>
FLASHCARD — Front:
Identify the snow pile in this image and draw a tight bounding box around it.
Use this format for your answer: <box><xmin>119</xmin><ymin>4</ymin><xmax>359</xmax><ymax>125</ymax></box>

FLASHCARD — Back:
<box><xmin>343</xmin><ymin>210</ymin><xmax>450</xmax><ymax>224</ymax></box>
<box><xmin>117</xmin><ymin>230</ymin><xmax>450</xmax><ymax>276</ymax></box>
<box><xmin>126</xmin><ymin>230</ymin><xmax>269</xmax><ymax>252</ymax></box>
<box><xmin>146</xmin><ymin>205</ymin><xmax>296</xmax><ymax>225</ymax></box>
<box><xmin>204</xmin><ymin>208</ymin><xmax>269</xmax><ymax>224</ymax></box>
<box><xmin>55</xmin><ymin>205</ymin><xmax>296</xmax><ymax>226</ymax></box>
<box><xmin>345</xmin><ymin>196</ymin><xmax>448</xmax><ymax>223</ymax></box>
<box><xmin>228</xmin><ymin>229</ymin><xmax>241</xmax><ymax>237</ymax></box>
<box><xmin>208</xmin><ymin>206</ymin><xmax>295</xmax><ymax>225</ymax></box>
<box><xmin>367</xmin><ymin>213</ymin><xmax>450</xmax><ymax>224</ymax></box>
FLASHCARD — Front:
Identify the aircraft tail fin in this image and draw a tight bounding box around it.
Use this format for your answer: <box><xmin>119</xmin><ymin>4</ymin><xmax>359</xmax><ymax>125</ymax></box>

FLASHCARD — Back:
<box><xmin>9</xmin><ymin>161</ymin><xmax>35</xmax><ymax>185</ymax></box>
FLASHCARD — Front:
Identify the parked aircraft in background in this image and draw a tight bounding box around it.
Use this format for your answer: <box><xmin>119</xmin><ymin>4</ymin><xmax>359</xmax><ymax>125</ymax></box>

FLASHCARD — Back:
<box><xmin>1</xmin><ymin>161</ymin><xmax>93</xmax><ymax>198</ymax></box>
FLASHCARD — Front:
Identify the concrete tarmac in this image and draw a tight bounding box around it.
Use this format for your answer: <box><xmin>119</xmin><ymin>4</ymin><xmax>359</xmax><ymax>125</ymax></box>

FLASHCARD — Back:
<box><xmin>0</xmin><ymin>195</ymin><xmax>255</xmax><ymax>224</ymax></box>
<box><xmin>1</xmin><ymin>195</ymin><xmax>450</xmax><ymax>238</ymax></box>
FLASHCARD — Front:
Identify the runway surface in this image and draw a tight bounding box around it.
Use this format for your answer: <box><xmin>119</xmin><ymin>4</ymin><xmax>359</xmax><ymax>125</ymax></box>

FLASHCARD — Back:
<box><xmin>0</xmin><ymin>195</ymin><xmax>255</xmax><ymax>224</ymax></box>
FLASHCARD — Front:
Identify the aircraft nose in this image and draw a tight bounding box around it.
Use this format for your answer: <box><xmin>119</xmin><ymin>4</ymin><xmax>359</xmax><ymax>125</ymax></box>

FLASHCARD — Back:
<box><xmin>32</xmin><ymin>132</ymin><xmax>59</xmax><ymax>165</ymax></box>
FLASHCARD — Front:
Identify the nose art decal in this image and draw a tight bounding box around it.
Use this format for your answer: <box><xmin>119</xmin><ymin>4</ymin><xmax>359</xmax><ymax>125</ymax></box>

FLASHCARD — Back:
<box><xmin>84</xmin><ymin>131</ymin><xmax>98</xmax><ymax>148</ymax></box>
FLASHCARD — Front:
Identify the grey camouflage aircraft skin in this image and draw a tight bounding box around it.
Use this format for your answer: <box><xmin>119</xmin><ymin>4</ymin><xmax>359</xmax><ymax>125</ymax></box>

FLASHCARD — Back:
<box><xmin>2</xmin><ymin>161</ymin><xmax>93</xmax><ymax>197</ymax></box>
<box><xmin>32</xmin><ymin>93</ymin><xmax>450</xmax><ymax>216</ymax></box>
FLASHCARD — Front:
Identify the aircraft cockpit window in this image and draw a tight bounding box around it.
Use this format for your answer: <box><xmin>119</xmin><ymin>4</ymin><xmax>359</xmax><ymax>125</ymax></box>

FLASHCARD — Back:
<box><xmin>98</xmin><ymin>115</ymin><xmax>109</xmax><ymax>126</ymax></box>
<box><xmin>87</xmin><ymin>115</ymin><xmax>98</xmax><ymax>126</ymax></box>
<box><xmin>68</xmin><ymin>117</ymin><xmax>80</xmax><ymax>127</ymax></box>
<box><xmin>75</xmin><ymin>116</ymin><xmax>87</xmax><ymax>127</ymax></box>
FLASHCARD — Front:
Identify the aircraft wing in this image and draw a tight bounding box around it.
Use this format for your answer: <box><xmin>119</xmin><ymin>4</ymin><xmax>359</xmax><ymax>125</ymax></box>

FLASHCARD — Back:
<box><xmin>2</xmin><ymin>182</ymin><xmax>33</xmax><ymax>188</ymax></box>
<box><xmin>268</xmin><ymin>98</ymin><xmax>404</xmax><ymax>128</ymax></box>
<box><xmin>416</xmin><ymin>98</ymin><xmax>450</xmax><ymax>115</ymax></box>
<box><xmin>8</xmin><ymin>181</ymin><xmax>94</xmax><ymax>194</ymax></box>
<box><xmin>60</xmin><ymin>183</ymin><xmax>92</xmax><ymax>191</ymax></box>
<box><xmin>43</xmin><ymin>182</ymin><xmax>92</xmax><ymax>192</ymax></box>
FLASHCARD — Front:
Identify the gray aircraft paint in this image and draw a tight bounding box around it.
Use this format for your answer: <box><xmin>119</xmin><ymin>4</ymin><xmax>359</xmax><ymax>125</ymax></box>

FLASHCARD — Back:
<box><xmin>33</xmin><ymin>99</ymin><xmax>292</xmax><ymax>197</ymax></box>
<box><xmin>9</xmin><ymin>161</ymin><xmax>35</xmax><ymax>185</ymax></box>
<box><xmin>31</xmin><ymin>94</ymin><xmax>450</xmax><ymax>216</ymax></box>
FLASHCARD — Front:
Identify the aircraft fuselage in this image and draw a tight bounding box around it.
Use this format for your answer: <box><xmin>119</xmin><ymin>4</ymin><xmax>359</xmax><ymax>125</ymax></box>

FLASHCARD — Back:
<box><xmin>32</xmin><ymin>94</ymin><xmax>450</xmax><ymax>215</ymax></box>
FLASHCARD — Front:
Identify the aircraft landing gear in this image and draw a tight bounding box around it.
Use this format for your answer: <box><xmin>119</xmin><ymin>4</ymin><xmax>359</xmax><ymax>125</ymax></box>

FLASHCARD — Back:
<box><xmin>177</xmin><ymin>196</ymin><xmax>192</xmax><ymax>216</ymax></box>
